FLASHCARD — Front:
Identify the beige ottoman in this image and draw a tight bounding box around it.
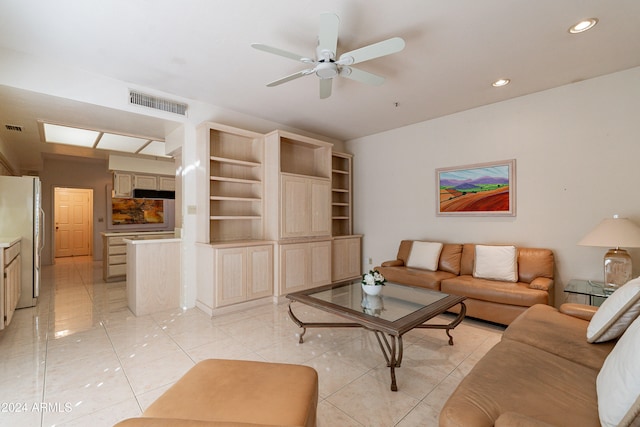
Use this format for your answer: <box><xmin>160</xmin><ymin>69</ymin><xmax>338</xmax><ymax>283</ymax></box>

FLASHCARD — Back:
<box><xmin>114</xmin><ymin>359</ymin><xmax>319</xmax><ymax>427</ymax></box>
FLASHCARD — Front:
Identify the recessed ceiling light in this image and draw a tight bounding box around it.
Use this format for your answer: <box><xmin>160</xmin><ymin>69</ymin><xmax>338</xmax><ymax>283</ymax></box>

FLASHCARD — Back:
<box><xmin>492</xmin><ymin>79</ymin><xmax>510</xmax><ymax>87</ymax></box>
<box><xmin>569</xmin><ymin>18</ymin><xmax>598</xmax><ymax>34</ymax></box>
<box><xmin>41</xmin><ymin>122</ymin><xmax>171</xmax><ymax>158</ymax></box>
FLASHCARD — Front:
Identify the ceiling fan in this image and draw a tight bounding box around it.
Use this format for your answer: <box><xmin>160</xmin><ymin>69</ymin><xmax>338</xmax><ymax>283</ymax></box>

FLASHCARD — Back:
<box><xmin>251</xmin><ymin>13</ymin><xmax>405</xmax><ymax>99</ymax></box>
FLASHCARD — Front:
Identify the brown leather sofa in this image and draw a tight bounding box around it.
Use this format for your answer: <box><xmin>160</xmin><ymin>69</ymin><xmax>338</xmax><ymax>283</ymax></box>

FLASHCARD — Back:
<box><xmin>439</xmin><ymin>303</ymin><xmax>614</xmax><ymax>426</ymax></box>
<box><xmin>376</xmin><ymin>240</ymin><xmax>555</xmax><ymax>325</ymax></box>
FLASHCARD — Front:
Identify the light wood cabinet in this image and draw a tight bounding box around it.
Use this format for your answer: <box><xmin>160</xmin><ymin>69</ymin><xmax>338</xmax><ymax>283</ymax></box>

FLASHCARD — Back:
<box><xmin>279</xmin><ymin>240</ymin><xmax>331</xmax><ymax>294</ymax></box>
<box><xmin>134</xmin><ymin>174</ymin><xmax>158</xmax><ymax>190</ymax></box>
<box><xmin>280</xmin><ymin>175</ymin><xmax>331</xmax><ymax>239</ymax></box>
<box><xmin>1</xmin><ymin>238</ymin><xmax>21</xmax><ymax>330</ymax></box>
<box><xmin>332</xmin><ymin>236</ymin><xmax>362</xmax><ymax>282</ymax></box>
<box><xmin>215</xmin><ymin>244</ymin><xmax>273</xmax><ymax>307</ymax></box>
<box><xmin>158</xmin><ymin>176</ymin><xmax>176</xmax><ymax>191</ymax></box>
<box><xmin>113</xmin><ymin>172</ymin><xmax>175</xmax><ymax>196</ymax></box>
<box><xmin>113</xmin><ymin>172</ymin><xmax>133</xmax><ymax>197</ymax></box>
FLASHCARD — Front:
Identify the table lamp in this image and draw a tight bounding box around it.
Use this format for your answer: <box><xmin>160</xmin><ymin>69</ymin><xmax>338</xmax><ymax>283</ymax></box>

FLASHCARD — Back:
<box><xmin>578</xmin><ymin>215</ymin><xmax>640</xmax><ymax>289</ymax></box>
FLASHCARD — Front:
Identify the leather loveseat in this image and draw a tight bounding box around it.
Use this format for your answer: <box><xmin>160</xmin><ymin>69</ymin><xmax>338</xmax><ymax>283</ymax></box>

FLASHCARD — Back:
<box><xmin>376</xmin><ymin>240</ymin><xmax>555</xmax><ymax>325</ymax></box>
<box><xmin>440</xmin><ymin>301</ymin><xmax>640</xmax><ymax>426</ymax></box>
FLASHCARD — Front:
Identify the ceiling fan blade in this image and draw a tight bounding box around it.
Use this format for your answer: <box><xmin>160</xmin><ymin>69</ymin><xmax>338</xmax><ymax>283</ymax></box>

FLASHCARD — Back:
<box><xmin>338</xmin><ymin>37</ymin><xmax>405</xmax><ymax>65</ymax></box>
<box><xmin>340</xmin><ymin>67</ymin><xmax>385</xmax><ymax>86</ymax></box>
<box><xmin>251</xmin><ymin>43</ymin><xmax>312</xmax><ymax>63</ymax></box>
<box><xmin>266</xmin><ymin>70</ymin><xmax>313</xmax><ymax>87</ymax></box>
<box><xmin>317</xmin><ymin>13</ymin><xmax>339</xmax><ymax>60</ymax></box>
<box><xmin>319</xmin><ymin>78</ymin><xmax>332</xmax><ymax>99</ymax></box>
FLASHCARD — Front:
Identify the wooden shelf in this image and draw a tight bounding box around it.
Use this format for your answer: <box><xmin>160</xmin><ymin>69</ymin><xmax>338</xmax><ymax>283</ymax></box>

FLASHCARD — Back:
<box><xmin>210</xmin><ymin>176</ymin><xmax>261</xmax><ymax>185</ymax></box>
<box><xmin>210</xmin><ymin>196</ymin><xmax>261</xmax><ymax>202</ymax></box>
<box><xmin>210</xmin><ymin>216</ymin><xmax>262</xmax><ymax>220</ymax></box>
<box><xmin>210</xmin><ymin>156</ymin><xmax>261</xmax><ymax>168</ymax></box>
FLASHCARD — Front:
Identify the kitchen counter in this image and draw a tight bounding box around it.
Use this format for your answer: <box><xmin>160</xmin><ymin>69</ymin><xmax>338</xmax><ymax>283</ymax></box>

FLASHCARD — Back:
<box><xmin>0</xmin><ymin>237</ymin><xmax>21</xmax><ymax>248</ymax></box>
<box><xmin>123</xmin><ymin>235</ymin><xmax>181</xmax><ymax>243</ymax></box>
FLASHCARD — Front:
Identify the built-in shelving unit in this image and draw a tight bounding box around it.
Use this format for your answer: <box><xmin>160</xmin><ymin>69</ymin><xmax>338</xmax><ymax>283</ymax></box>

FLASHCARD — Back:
<box><xmin>206</xmin><ymin>124</ymin><xmax>265</xmax><ymax>243</ymax></box>
<box><xmin>331</xmin><ymin>152</ymin><xmax>353</xmax><ymax>236</ymax></box>
<box><xmin>195</xmin><ymin>122</ymin><xmax>362</xmax><ymax>314</ymax></box>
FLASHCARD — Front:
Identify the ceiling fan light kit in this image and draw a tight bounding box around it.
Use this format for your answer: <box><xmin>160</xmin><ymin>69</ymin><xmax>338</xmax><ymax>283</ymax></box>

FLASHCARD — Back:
<box><xmin>252</xmin><ymin>12</ymin><xmax>405</xmax><ymax>99</ymax></box>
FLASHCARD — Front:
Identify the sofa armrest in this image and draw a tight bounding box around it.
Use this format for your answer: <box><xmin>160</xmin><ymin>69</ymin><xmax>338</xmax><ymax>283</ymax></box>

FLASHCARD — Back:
<box><xmin>559</xmin><ymin>303</ymin><xmax>598</xmax><ymax>321</ymax></box>
<box><xmin>380</xmin><ymin>259</ymin><xmax>404</xmax><ymax>267</ymax></box>
<box><xmin>495</xmin><ymin>412</ymin><xmax>558</xmax><ymax>427</ymax></box>
<box><xmin>528</xmin><ymin>277</ymin><xmax>553</xmax><ymax>292</ymax></box>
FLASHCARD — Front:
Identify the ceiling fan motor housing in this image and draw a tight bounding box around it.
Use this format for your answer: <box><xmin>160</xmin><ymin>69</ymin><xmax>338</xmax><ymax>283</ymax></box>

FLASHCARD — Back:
<box><xmin>315</xmin><ymin>62</ymin><xmax>338</xmax><ymax>79</ymax></box>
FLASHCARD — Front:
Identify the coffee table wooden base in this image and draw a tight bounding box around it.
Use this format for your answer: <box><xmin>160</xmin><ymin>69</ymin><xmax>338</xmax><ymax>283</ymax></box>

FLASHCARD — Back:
<box><xmin>288</xmin><ymin>301</ymin><xmax>466</xmax><ymax>391</ymax></box>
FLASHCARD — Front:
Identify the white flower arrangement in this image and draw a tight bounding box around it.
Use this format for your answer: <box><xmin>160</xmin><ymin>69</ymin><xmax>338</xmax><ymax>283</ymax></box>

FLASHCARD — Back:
<box><xmin>362</xmin><ymin>269</ymin><xmax>386</xmax><ymax>286</ymax></box>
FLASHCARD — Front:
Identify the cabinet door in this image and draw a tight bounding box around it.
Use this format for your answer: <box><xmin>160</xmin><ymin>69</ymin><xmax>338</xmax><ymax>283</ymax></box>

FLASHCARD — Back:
<box><xmin>134</xmin><ymin>174</ymin><xmax>158</xmax><ymax>190</ymax></box>
<box><xmin>332</xmin><ymin>237</ymin><xmax>361</xmax><ymax>282</ymax></box>
<box><xmin>247</xmin><ymin>245</ymin><xmax>273</xmax><ymax>299</ymax></box>
<box><xmin>280</xmin><ymin>243</ymin><xmax>308</xmax><ymax>293</ymax></box>
<box><xmin>310</xmin><ymin>179</ymin><xmax>331</xmax><ymax>236</ymax></box>
<box><xmin>158</xmin><ymin>176</ymin><xmax>175</xmax><ymax>191</ymax></box>
<box><xmin>5</xmin><ymin>254</ymin><xmax>21</xmax><ymax>327</ymax></box>
<box><xmin>215</xmin><ymin>248</ymin><xmax>247</xmax><ymax>306</ymax></box>
<box><xmin>113</xmin><ymin>172</ymin><xmax>133</xmax><ymax>197</ymax></box>
<box><xmin>281</xmin><ymin>176</ymin><xmax>310</xmax><ymax>238</ymax></box>
<box><xmin>309</xmin><ymin>240</ymin><xmax>331</xmax><ymax>288</ymax></box>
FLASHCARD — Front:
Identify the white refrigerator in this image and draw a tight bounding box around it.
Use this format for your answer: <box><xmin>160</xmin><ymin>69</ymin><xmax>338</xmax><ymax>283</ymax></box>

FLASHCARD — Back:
<box><xmin>0</xmin><ymin>176</ymin><xmax>43</xmax><ymax>308</ymax></box>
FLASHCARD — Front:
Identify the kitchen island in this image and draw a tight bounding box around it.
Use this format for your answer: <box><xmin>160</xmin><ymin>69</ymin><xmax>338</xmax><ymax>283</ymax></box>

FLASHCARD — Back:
<box><xmin>124</xmin><ymin>235</ymin><xmax>181</xmax><ymax>316</ymax></box>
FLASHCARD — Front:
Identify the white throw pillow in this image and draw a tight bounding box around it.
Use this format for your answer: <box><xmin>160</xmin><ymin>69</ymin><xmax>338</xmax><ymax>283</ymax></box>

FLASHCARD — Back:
<box><xmin>406</xmin><ymin>241</ymin><xmax>443</xmax><ymax>271</ymax></box>
<box><xmin>587</xmin><ymin>277</ymin><xmax>640</xmax><ymax>343</ymax></box>
<box><xmin>473</xmin><ymin>245</ymin><xmax>518</xmax><ymax>282</ymax></box>
<box><xmin>597</xmin><ymin>315</ymin><xmax>640</xmax><ymax>427</ymax></box>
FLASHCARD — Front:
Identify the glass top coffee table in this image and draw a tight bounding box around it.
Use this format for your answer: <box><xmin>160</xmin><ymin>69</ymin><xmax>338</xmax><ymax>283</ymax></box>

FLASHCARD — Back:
<box><xmin>286</xmin><ymin>280</ymin><xmax>466</xmax><ymax>391</ymax></box>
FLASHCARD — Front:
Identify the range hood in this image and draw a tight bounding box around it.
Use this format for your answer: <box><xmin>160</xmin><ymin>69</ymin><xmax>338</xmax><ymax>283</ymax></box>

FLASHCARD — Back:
<box><xmin>132</xmin><ymin>189</ymin><xmax>175</xmax><ymax>199</ymax></box>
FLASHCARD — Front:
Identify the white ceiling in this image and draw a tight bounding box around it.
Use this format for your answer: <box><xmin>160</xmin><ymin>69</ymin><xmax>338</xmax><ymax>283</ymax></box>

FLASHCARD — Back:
<box><xmin>1</xmin><ymin>0</ymin><xmax>639</xmax><ymax>172</ymax></box>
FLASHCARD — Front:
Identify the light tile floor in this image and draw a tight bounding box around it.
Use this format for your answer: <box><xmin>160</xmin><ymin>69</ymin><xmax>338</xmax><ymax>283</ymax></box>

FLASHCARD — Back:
<box><xmin>0</xmin><ymin>256</ymin><xmax>504</xmax><ymax>427</ymax></box>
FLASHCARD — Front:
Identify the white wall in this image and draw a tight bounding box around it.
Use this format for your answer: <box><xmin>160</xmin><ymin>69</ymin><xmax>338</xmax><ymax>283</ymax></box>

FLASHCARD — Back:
<box><xmin>347</xmin><ymin>66</ymin><xmax>640</xmax><ymax>306</ymax></box>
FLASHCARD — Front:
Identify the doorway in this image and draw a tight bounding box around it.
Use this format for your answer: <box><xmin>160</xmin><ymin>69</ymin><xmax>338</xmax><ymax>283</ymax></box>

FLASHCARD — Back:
<box><xmin>54</xmin><ymin>187</ymin><xmax>93</xmax><ymax>258</ymax></box>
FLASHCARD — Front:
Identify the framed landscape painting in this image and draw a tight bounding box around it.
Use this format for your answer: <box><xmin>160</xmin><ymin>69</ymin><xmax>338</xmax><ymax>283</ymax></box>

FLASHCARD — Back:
<box><xmin>436</xmin><ymin>159</ymin><xmax>516</xmax><ymax>216</ymax></box>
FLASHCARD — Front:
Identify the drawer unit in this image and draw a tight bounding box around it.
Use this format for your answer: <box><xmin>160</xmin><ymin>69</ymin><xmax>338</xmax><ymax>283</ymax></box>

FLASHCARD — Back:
<box><xmin>102</xmin><ymin>231</ymin><xmax>174</xmax><ymax>282</ymax></box>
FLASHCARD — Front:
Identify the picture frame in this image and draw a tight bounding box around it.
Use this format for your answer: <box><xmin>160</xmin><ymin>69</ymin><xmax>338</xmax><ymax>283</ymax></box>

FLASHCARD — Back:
<box><xmin>436</xmin><ymin>159</ymin><xmax>516</xmax><ymax>216</ymax></box>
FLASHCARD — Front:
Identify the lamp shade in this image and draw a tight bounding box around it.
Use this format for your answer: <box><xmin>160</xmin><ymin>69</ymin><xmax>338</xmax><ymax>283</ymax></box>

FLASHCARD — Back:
<box><xmin>578</xmin><ymin>215</ymin><xmax>640</xmax><ymax>248</ymax></box>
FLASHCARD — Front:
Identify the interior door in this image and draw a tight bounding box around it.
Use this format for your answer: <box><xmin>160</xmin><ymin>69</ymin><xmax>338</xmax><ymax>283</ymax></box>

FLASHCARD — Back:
<box><xmin>55</xmin><ymin>188</ymin><xmax>93</xmax><ymax>258</ymax></box>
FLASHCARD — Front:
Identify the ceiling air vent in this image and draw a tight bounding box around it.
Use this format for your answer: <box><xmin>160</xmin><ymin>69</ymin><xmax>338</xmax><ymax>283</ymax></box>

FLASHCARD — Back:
<box><xmin>4</xmin><ymin>124</ymin><xmax>23</xmax><ymax>132</ymax></box>
<box><xmin>129</xmin><ymin>90</ymin><xmax>188</xmax><ymax>116</ymax></box>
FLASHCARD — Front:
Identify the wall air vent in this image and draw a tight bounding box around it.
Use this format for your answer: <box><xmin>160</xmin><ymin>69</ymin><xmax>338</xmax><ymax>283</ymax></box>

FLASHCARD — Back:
<box><xmin>129</xmin><ymin>91</ymin><xmax>188</xmax><ymax>116</ymax></box>
<box><xmin>4</xmin><ymin>124</ymin><xmax>23</xmax><ymax>132</ymax></box>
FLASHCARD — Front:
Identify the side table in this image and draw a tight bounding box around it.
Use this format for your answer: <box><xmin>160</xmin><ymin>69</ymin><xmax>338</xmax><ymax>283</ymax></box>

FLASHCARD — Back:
<box><xmin>564</xmin><ymin>279</ymin><xmax>613</xmax><ymax>306</ymax></box>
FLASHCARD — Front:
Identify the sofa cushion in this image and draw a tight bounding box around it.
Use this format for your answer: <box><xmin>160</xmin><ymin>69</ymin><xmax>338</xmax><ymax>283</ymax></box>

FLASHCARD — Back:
<box><xmin>473</xmin><ymin>245</ymin><xmax>518</xmax><ymax>282</ymax></box>
<box><xmin>438</xmin><ymin>243</ymin><xmax>463</xmax><ymax>275</ymax></box>
<box><xmin>439</xmin><ymin>339</ymin><xmax>601</xmax><ymax>427</ymax></box>
<box><xmin>375</xmin><ymin>265</ymin><xmax>455</xmax><ymax>290</ymax></box>
<box><xmin>597</xmin><ymin>315</ymin><xmax>640</xmax><ymax>427</ymax></box>
<box><xmin>587</xmin><ymin>277</ymin><xmax>640</xmax><ymax>343</ymax></box>
<box><xmin>503</xmin><ymin>304</ymin><xmax>614</xmax><ymax>370</ymax></box>
<box><xmin>406</xmin><ymin>241</ymin><xmax>443</xmax><ymax>271</ymax></box>
<box><xmin>441</xmin><ymin>275</ymin><xmax>548</xmax><ymax>307</ymax></box>
<box><xmin>517</xmin><ymin>247</ymin><xmax>555</xmax><ymax>284</ymax></box>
